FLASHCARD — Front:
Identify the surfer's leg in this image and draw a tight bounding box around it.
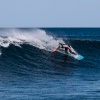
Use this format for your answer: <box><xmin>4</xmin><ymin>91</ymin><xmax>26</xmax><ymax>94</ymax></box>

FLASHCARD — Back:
<box><xmin>69</xmin><ymin>50</ymin><xmax>77</xmax><ymax>55</ymax></box>
<box><xmin>65</xmin><ymin>48</ymin><xmax>70</xmax><ymax>55</ymax></box>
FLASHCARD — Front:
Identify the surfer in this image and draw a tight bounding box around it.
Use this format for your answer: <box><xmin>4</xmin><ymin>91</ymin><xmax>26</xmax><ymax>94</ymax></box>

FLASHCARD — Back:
<box><xmin>52</xmin><ymin>43</ymin><xmax>76</xmax><ymax>55</ymax></box>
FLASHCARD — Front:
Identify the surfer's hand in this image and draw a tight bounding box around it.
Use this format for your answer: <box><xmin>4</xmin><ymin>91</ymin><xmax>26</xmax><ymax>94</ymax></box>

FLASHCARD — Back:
<box><xmin>52</xmin><ymin>50</ymin><xmax>56</xmax><ymax>53</ymax></box>
<box><xmin>51</xmin><ymin>52</ymin><xmax>56</xmax><ymax>58</ymax></box>
<box><xmin>52</xmin><ymin>51</ymin><xmax>54</xmax><ymax>53</ymax></box>
<box><xmin>52</xmin><ymin>51</ymin><xmax>55</xmax><ymax>53</ymax></box>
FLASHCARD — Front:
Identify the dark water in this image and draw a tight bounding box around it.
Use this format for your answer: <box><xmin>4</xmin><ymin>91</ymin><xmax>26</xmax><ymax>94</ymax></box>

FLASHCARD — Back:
<box><xmin>0</xmin><ymin>28</ymin><xmax>100</xmax><ymax>100</ymax></box>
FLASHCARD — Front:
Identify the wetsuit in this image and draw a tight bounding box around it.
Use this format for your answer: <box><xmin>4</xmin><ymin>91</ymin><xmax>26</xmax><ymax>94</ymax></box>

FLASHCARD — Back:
<box><xmin>53</xmin><ymin>43</ymin><xmax>76</xmax><ymax>55</ymax></box>
<box><xmin>60</xmin><ymin>44</ymin><xmax>76</xmax><ymax>55</ymax></box>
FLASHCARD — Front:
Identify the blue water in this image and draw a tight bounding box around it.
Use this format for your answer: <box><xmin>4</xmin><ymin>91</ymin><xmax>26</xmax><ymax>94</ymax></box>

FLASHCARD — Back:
<box><xmin>0</xmin><ymin>28</ymin><xmax>100</xmax><ymax>100</ymax></box>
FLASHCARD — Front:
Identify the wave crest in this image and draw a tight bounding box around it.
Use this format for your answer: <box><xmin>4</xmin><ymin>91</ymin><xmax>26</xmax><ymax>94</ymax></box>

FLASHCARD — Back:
<box><xmin>0</xmin><ymin>29</ymin><xmax>64</xmax><ymax>51</ymax></box>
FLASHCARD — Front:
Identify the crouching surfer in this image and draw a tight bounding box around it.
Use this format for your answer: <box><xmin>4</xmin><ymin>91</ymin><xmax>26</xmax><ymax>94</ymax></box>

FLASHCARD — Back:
<box><xmin>52</xmin><ymin>43</ymin><xmax>76</xmax><ymax>55</ymax></box>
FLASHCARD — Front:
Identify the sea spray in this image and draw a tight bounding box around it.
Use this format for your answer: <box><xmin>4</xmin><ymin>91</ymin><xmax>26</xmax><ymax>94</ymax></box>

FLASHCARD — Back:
<box><xmin>0</xmin><ymin>29</ymin><xmax>65</xmax><ymax>51</ymax></box>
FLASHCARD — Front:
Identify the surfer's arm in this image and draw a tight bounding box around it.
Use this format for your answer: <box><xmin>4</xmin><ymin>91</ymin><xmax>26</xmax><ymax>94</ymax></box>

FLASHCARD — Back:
<box><xmin>52</xmin><ymin>46</ymin><xmax>60</xmax><ymax>53</ymax></box>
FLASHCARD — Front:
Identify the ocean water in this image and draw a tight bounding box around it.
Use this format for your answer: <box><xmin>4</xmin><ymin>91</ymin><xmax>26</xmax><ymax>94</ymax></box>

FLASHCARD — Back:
<box><xmin>0</xmin><ymin>28</ymin><xmax>100</xmax><ymax>100</ymax></box>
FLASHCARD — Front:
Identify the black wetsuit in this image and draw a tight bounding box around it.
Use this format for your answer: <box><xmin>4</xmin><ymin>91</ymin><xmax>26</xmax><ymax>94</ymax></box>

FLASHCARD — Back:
<box><xmin>60</xmin><ymin>44</ymin><xmax>69</xmax><ymax>54</ymax></box>
<box><xmin>60</xmin><ymin>44</ymin><xmax>76</xmax><ymax>55</ymax></box>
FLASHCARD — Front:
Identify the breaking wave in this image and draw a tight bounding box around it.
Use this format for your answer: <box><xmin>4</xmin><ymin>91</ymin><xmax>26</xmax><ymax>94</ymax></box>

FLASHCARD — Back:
<box><xmin>0</xmin><ymin>29</ymin><xmax>64</xmax><ymax>54</ymax></box>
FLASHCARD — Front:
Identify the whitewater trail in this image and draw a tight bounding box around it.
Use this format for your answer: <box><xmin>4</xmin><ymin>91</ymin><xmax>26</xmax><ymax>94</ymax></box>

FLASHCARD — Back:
<box><xmin>0</xmin><ymin>29</ymin><xmax>65</xmax><ymax>54</ymax></box>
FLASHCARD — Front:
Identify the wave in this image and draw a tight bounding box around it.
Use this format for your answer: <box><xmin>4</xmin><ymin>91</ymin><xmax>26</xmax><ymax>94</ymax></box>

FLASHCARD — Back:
<box><xmin>0</xmin><ymin>29</ymin><xmax>99</xmax><ymax>57</ymax></box>
<box><xmin>0</xmin><ymin>44</ymin><xmax>75</xmax><ymax>76</ymax></box>
<box><xmin>0</xmin><ymin>39</ymin><xmax>99</xmax><ymax>69</ymax></box>
<box><xmin>0</xmin><ymin>29</ymin><xmax>65</xmax><ymax>54</ymax></box>
<box><xmin>68</xmin><ymin>39</ymin><xmax>100</xmax><ymax>49</ymax></box>
<box><xmin>0</xmin><ymin>30</ymin><xmax>99</xmax><ymax>73</ymax></box>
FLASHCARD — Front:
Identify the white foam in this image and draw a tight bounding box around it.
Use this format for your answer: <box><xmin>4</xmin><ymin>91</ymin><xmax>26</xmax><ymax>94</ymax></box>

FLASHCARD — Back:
<box><xmin>0</xmin><ymin>29</ymin><xmax>65</xmax><ymax>51</ymax></box>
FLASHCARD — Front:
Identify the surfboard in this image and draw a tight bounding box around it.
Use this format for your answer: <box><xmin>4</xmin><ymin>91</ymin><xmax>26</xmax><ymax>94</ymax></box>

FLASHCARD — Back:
<box><xmin>57</xmin><ymin>48</ymin><xmax>84</xmax><ymax>60</ymax></box>
<box><xmin>73</xmin><ymin>54</ymin><xmax>84</xmax><ymax>60</ymax></box>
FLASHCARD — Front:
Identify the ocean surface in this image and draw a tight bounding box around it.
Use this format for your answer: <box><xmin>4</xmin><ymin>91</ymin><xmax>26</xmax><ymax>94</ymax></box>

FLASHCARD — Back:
<box><xmin>0</xmin><ymin>28</ymin><xmax>100</xmax><ymax>100</ymax></box>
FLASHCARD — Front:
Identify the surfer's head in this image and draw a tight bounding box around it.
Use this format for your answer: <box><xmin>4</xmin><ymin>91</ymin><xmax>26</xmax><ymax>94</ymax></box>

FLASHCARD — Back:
<box><xmin>59</xmin><ymin>43</ymin><xmax>64</xmax><ymax>46</ymax></box>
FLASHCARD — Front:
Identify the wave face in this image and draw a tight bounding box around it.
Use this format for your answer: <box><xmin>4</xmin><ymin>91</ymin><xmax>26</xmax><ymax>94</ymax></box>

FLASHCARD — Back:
<box><xmin>0</xmin><ymin>28</ymin><xmax>100</xmax><ymax>99</ymax></box>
